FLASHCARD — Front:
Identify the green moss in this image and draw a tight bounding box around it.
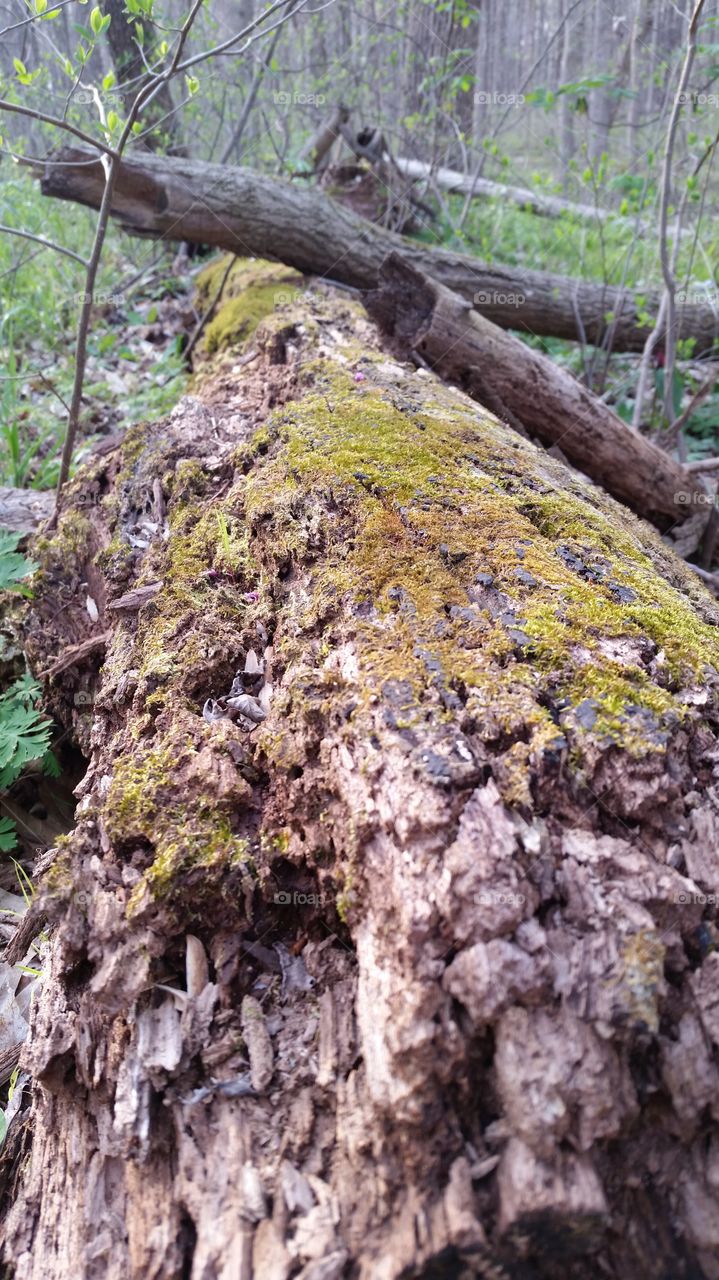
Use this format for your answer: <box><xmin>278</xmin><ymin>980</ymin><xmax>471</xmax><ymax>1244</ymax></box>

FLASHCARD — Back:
<box><xmin>195</xmin><ymin>256</ymin><xmax>304</xmax><ymax>355</ymax></box>
<box><xmin>75</xmin><ymin>275</ymin><xmax>719</xmax><ymax>915</ymax></box>
<box><xmin>243</xmin><ymin>360</ymin><xmax>719</xmax><ymax>783</ymax></box>
<box><xmin>105</xmin><ymin>733</ymin><xmax>252</xmax><ymax>913</ymax></box>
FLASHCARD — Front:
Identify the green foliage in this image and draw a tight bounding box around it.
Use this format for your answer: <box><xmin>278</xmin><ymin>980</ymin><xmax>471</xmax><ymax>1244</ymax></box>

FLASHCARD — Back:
<box><xmin>0</xmin><ymin>674</ymin><xmax>53</xmax><ymax>793</ymax></box>
<box><xmin>0</xmin><ymin>531</ymin><xmax>37</xmax><ymax>596</ymax></box>
<box><xmin>0</xmin><ymin>817</ymin><xmax>18</xmax><ymax>853</ymax></box>
<box><xmin>0</xmin><ymin>173</ymin><xmax>187</xmax><ymax>489</ymax></box>
<box><xmin>0</xmin><ymin>538</ymin><xmax>54</xmax><ymax>850</ymax></box>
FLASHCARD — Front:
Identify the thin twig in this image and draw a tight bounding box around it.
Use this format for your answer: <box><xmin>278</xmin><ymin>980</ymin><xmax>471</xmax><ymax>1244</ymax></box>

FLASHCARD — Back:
<box><xmin>184</xmin><ymin>254</ymin><xmax>238</xmax><ymax>363</ymax></box>
<box><xmin>657</xmin><ymin>0</ymin><xmax>707</xmax><ymax>432</ymax></box>
<box><xmin>0</xmin><ymin>224</ymin><xmax>88</xmax><ymax>267</ymax></box>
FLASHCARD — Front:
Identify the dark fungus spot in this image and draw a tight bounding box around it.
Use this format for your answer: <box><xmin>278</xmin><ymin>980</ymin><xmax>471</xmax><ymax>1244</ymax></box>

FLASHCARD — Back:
<box><xmin>515</xmin><ymin>568</ymin><xmax>538</xmax><ymax>587</ymax></box>
<box><xmin>507</xmin><ymin>628</ymin><xmax>532</xmax><ymax>648</ymax></box>
<box><xmin>420</xmin><ymin>750</ymin><xmax>453</xmax><ymax>784</ymax></box>
<box><xmin>574</xmin><ymin>699</ymin><xmax>598</xmax><ymax>730</ymax></box>
<box><xmin>440</xmin><ymin>544</ymin><xmax>468</xmax><ymax>566</ymax></box>
<box><xmin>557</xmin><ymin>546</ymin><xmax>585</xmax><ymax>574</ymax></box>
<box><xmin>475</xmin><ymin>572</ymin><xmax>494</xmax><ymax>587</ymax></box>
<box><xmin>609</xmin><ymin>583</ymin><xmax>638</xmax><ymax>604</ymax></box>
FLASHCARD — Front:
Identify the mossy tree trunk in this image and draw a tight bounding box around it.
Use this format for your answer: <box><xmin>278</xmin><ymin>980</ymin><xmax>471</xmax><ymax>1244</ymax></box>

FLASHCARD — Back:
<box><xmin>3</xmin><ymin>273</ymin><xmax>719</xmax><ymax>1280</ymax></box>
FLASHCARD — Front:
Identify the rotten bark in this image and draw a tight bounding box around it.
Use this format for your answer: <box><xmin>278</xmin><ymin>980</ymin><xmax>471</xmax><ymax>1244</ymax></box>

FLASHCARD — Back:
<box><xmin>35</xmin><ymin>146</ymin><xmax>719</xmax><ymax>355</ymax></box>
<box><xmin>3</xmin><ymin>279</ymin><xmax>719</xmax><ymax>1280</ymax></box>
<box><xmin>365</xmin><ymin>253</ymin><xmax>710</xmax><ymax>539</ymax></box>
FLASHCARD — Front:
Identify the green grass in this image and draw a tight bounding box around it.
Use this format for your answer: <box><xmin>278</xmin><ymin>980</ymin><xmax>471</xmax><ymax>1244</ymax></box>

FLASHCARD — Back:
<box><xmin>0</xmin><ymin>171</ymin><xmax>186</xmax><ymax>489</ymax></box>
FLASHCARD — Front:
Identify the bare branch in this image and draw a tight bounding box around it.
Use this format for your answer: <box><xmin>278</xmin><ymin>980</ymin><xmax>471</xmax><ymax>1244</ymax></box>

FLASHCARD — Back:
<box><xmin>0</xmin><ymin>223</ymin><xmax>88</xmax><ymax>267</ymax></box>
<box><xmin>0</xmin><ymin>98</ymin><xmax>115</xmax><ymax>157</ymax></box>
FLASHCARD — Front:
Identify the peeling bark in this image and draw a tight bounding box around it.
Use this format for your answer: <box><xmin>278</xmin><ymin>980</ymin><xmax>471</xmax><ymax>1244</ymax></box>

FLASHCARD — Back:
<box><xmin>3</xmin><ymin>278</ymin><xmax>719</xmax><ymax>1280</ymax></box>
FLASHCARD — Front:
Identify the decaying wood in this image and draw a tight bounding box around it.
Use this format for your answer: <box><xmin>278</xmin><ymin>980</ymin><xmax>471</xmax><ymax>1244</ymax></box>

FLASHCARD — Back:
<box><xmin>299</xmin><ymin>104</ymin><xmax>351</xmax><ymax>174</ymax></box>
<box><xmin>365</xmin><ymin>253</ymin><xmax>711</xmax><ymax>538</ymax></box>
<box><xmin>1</xmin><ymin>910</ymin><xmax>46</xmax><ymax>969</ymax></box>
<box><xmin>0</xmin><ymin>488</ymin><xmax>54</xmax><ymax>535</ymax></box>
<box><xmin>38</xmin><ymin>632</ymin><xmax>109</xmax><ymax>680</ymax></box>
<box><xmin>36</xmin><ymin>146</ymin><xmax>719</xmax><ymax>355</ymax></box>
<box><xmin>0</xmin><ymin>1043</ymin><xmax>22</xmax><ymax>1088</ymax></box>
<box><xmin>4</xmin><ymin>279</ymin><xmax>719</xmax><ymax>1280</ymax></box>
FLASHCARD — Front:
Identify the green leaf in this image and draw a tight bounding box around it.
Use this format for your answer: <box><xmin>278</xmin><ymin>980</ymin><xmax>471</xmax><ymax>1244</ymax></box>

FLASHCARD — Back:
<box><xmin>13</xmin><ymin>58</ymin><xmax>27</xmax><ymax>77</ymax></box>
<box><xmin>102</xmin><ymin>69</ymin><xmax>116</xmax><ymax>90</ymax></box>
<box><xmin>90</xmin><ymin>6</ymin><xmax>103</xmax><ymax>33</ymax></box>
<box><xmin>0</xmin><ymin>818</ymin><xmax>18</xmax><ymax>853</ymax></box>
<box><xmin>0</xmin><ymin>678</ymin><xmax>52</xmax><ymax>790</ymax></box>
<box><xmin>106</xmin><ymin>110</ymin><xmax>120</xmax><ymax>131</ymax></box>
<box><xmin>0</xmin><ymin>530</ymin><xmax>37</xmax><ymax>594</ymax></box>
<box><xmin>35</xmin><ymin>0</ymin><xmax>48</xmax><ymax>12</ymax></box>
<box><xmin>42</xmin><ymin>750</ymin><xmax>61</xmax><ymax>779</ymax></box>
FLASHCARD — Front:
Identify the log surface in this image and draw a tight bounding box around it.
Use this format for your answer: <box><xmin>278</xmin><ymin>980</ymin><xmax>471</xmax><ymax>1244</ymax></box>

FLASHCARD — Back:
<box><xmin>3</xmin><ymin>280</ymin><xmax>719</xmax><ymax>1280</ymax></box>
<box><xmin>365</xmin><ymin>253</ymin><xmax>711</xmax><ymax>535</ymax></box>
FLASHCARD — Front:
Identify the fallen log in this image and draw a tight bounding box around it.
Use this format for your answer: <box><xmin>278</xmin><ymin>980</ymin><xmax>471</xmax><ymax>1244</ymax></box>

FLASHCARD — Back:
<box><xmin>35</xmin><ymin>146</ymin><xmax>719</xmax><ymax>355</ymax></box>
<box><xmin>394</xmin><ymin>154</ymin><xmax>636</xmax><ymax>225</ymax></box>
<box><xmin>3</xmin><ymin>271</ymin><xmax>719</xmax><ymax>1280</ymax></box>
<box><xmin>365</xmin><ymin>253</ymin><xmax>710</xmax><ymax>541</ymax></box>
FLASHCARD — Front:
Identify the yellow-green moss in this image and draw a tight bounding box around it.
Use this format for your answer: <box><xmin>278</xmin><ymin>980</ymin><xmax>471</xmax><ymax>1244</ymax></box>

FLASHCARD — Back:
<box><xmin>243</xmin><ymin>361</ymin><xmax>719</xmax><ymax>771</ymax></box>
<box><xmin>86</xmin><ymin>278</ymin><xmax>719</xmax><ymax>908</ymax></box>
<box><xmin>195</xmin><ymin>256</ymin><xmax>304</xmax><ymax>355</ymax></box>
<box><xmin>105</xmin><ymin>734</ymin><xmax>252</xmax><ymax>912</ymax></box>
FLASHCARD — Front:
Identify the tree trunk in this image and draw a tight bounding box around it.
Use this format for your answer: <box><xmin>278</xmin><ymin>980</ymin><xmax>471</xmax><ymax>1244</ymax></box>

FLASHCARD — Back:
<box><xmin>103</xmin><ymin>0</ymin><xmax>184</xmax><ymax>154</ymax></box>
<box><xmin>3</xmin><ymin>274</ymin><xmax>719</xmax><ymax>1280</ymax></box>
<box><xmin>34</xmin><ymin>146</ymin><xmax>719</xmax><ymax>356</ymax></box>
<box><xmin>364</xmin><ymin>254</ymin><xmax>711</xmax><ymax>544</ymax></box>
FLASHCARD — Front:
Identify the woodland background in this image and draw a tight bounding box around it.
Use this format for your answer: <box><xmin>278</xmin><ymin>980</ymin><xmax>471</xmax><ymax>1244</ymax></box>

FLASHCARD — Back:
<box><xmin>1</xmin><ymin>0</ymin><xmax>719</xmax><ymax>491</ymax></box>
